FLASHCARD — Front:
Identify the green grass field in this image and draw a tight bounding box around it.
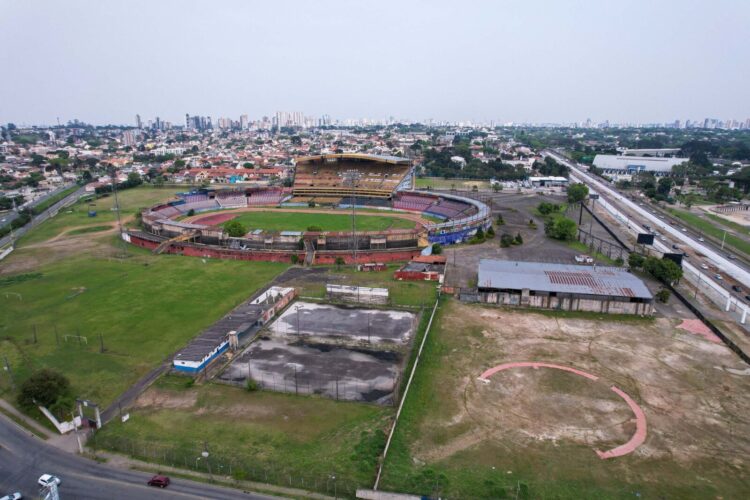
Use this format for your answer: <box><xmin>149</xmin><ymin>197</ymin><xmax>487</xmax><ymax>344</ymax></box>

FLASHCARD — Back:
<box><xmin>226</xmin><ymin>210</ymin><xmax>416</xmax><ymax>232</ymax></box>
<box><xmin>91</xmin><ymin>379</ymin><xmax>392</xmax><ymax>497</ymax></box>
<box><xmin>0</xmin><ymin>187</ymin><xmax>287</xmax><ymax>410</ymax></box>
<box><xmin>31</xmin><ymin>185</ymin><xmax>81</xmax><ymax>213</ymax></box>
<box><xmin>667</xmin><ymin>207</ymin><xmax>750</xmax><ymax>257</ymax></box>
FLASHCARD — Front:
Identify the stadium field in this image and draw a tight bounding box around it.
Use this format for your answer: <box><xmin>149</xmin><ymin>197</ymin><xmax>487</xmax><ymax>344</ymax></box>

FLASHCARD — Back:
<box><xmin>224</xmin><ymin>210</ymin><xmax>416</xmax><ymax>232</ymax></box>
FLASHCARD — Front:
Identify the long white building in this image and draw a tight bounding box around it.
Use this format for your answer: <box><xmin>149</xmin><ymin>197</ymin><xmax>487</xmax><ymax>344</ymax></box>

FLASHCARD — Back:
<box><xmin>593</xmin><ymin>154</ymin><xmax>688</xmax><ymax>177</ymax></box>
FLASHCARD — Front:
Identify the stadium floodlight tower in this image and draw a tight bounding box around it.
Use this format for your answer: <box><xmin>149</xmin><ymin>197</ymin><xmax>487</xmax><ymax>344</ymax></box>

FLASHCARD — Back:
<box><xmin>342</xmin><ymin>169</ymin><xmax>362</xmax><ymax>268</ymax></box>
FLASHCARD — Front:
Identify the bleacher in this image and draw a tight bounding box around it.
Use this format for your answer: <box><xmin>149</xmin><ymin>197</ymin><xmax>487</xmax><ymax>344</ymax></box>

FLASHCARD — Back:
<box><xmin>293</xmin><ymin>154</ymin><xmax>412</xmax><ymax>199</ymax></box>
<box><xmin>175</xmin><ymin>198</ymin><xmax>220</xmax><ymax>214</ymax></box>
<box><xmin>181</xmin><ymin>193</ymin><xmax>208</xmax><ymax>203</ymax></box>
<box><xmin>216</xmin><ymin>192</ymin><xmax>248</xmax><ymax>208</ymax></box>
<box><xmin>247</xmin><ymin>189</ymin><xmax>285</xmax><ymax>206</ymax></box>
<box><xmin>393</xmin><ymin>194</ymin><xmax>437</xmax><ymax>212</ymax></box>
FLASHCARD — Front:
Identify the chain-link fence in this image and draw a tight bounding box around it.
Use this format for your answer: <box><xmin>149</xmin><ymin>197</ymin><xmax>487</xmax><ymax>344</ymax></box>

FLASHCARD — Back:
<box><xmin>89</xmin><ymin>434</ymin><xmax>363</xmax><ymax>497</ymax></box>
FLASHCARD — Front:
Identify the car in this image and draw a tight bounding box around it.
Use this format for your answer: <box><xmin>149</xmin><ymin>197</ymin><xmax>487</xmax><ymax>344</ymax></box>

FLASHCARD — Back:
<box><xmin>660</xmin><ymin>236</ymin><xmax>667</xmax><ymax>241</ymax></box>
<box><xmin>745</xmin><ymin>295</ymin><xmax>750</xmax><ymax>302</ymax></box>
<box><xmin>698</xmin><ymin>237</ymin><xmax>705</xmax><ymax>242</ymax></box>
<box><xmin>0</xmin><ymin>493</ymin><xmax>22</xmax><ymax>500</ymax></box>
<box><xmin>715</xmin><ymin>274</ymin><xmax>723</xmax><ymax>281</ymax></box>
<box><xmin>728</xmin><ymin>254</ymin><xmax>737</xmax><ymax>260</ymax></box>
<box><xmin>701</xmin><ymin>263</ymin><xmax>709</xmax><ymax>270</ymax></box>
<box><xmin>733</xmin><ymin>285</ymin><xmax>743</xmax><ymax>293</ymax></box>
<box><xmin>672</xmin><ymin>244</ymin><xmax>680</xmax><ymax>249</ymax></box>
<box><xmin>37</xmin><ymin>474</ymin><xmax>61</xmax><ymax>488</ymax></box>
<box><xmin>147</xmin><ymin>475</ymin><xmax>170</xmax><ymax>488</ymax></box>
<box><xmin>659</xmin><ymin>215</ymin><xmax>665</xmax><ymax>219</ymax></box>
<box><xmin>681</xmin><ymin>227</ymin><xmax>687</xmax><ymax>232</ymax></box>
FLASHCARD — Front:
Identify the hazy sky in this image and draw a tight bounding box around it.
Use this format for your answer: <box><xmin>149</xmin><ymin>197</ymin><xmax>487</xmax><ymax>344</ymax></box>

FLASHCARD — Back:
<box><xmin>1</xmin><ymin>0</ymin><xmax>749</xmax><ymax>126</ymax></box>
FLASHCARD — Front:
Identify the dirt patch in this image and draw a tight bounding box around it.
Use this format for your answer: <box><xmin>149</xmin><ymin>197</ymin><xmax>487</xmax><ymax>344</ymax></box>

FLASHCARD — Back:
<box><xmin>410</xmin><ymin>301</ymin><xmax>750</xmax><ymax>473</ymax></box>
<box><xmin>134</xmin><ymin>388</ymin><xmax>198</xmax><ymax>410</ymax></box>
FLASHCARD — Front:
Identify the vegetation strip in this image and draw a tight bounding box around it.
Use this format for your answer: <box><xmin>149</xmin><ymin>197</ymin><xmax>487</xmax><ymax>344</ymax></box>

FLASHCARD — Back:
<box><xmin>373</xmin><ymin>295</ymin><xmax>440</xmax><ymax>490</ymax></box>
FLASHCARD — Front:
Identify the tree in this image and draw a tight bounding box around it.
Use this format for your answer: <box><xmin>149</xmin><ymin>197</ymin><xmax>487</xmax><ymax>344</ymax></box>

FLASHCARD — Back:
<box><xmin>432</xmin><ymin>243</ymin><xmax>443</xmax><ymax>255</ymax></box>
<box><xmin>500</xmin><ymin>233</ymin><xmax>514</xmax><ymax>247</ymax></box>
<box><xmin>657</xmin><ymin>177</ymin><xmax>674</xmax><ymax>196</ymax></box>
<box><xmin>334</xmin><ymin>256</ymin><xmax>345</xmax><ymax>270</ymax></box>
<box><xmin>290</xmin><ymin>254</ymin><xmax>300</xmax><ymax>265</ymax></box>
<box><xmin>643</xmin><ymin>257</ymin><xmax>683</xmax><ymax>284</ymax></box>
<box><xmin>514</xmin><ymin>232</ymin><xmax>524</xmax><ymax>245</ymax></box>
<box><xmin>127</xmin><ymin>172</ymin><xmax>142</xmax><ymax>186</ymax></box>
<box><xmin>243</xmin><ymin>162</ymin><xmax>254</xmax><ymax>169</ymax></box>
<box><xmin>17</xmin><ymin>369</ymin><xmax>71</xmax><ymax>410</ymax></box>
<box><xmin>545</xmin><ymin>217</ymin><xmax>577</xmax><ymax>241</ymax></box>
<box><xmin>537</xmin><ymin>202</ymin><xmax>561</xmax><ymax>215</ymax></box>
<box><xmin>486</xmin><ymin>226</ymin><xmax>495</xmax><ymax>238</ymax></box>
<box><xmin>223</xmin><ymin>220</ymin><xmax>247</xmax><ymax>237</ymax></box>
<box><xmin>567</xmin><ymin>183</ymin><xmax>589</xmax><ymax>204</ymax></box>
<box><xmin>628</xmin><ymin>253</ymin><xmax>645</xmax><ymax>269</ymax></box>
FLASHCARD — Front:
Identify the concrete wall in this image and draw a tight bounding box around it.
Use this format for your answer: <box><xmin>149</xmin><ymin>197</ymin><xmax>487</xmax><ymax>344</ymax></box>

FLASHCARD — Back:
<box><xmin>478</xmin><ymin>290</ymin><xmax>653</xmax><ymax>315</ymax></box>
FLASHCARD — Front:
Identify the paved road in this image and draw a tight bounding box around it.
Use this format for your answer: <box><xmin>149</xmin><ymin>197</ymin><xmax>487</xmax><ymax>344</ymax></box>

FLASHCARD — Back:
<box><xmin>0</xmin><ymin>412</ymin><xmax>280</xmax><ymax>500</ymax></box>
<box><xmin>0</xmin><ymin>185</ymin><xmax>87</xmax><ymax>248</ymax></box>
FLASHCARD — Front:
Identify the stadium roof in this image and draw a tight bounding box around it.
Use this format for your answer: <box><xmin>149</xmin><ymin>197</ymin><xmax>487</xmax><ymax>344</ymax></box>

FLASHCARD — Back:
<box><xmin>295</xmin><ymin>153</ymin><xmax>411</xmax><ymax>165</ymax></box>
<box><xmin>478</xmin><ymin>259</ymin><xmax>652</xmax><ymax>300</ymax></box>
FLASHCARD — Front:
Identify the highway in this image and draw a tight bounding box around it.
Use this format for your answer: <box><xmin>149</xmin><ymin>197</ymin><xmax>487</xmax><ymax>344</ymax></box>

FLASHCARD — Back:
<box><xmin>545</xmin><ymin>150</ymin><xmax>750</xmax><ymax>325</ymax></box>
<box><xmin>0</xmin><ymin>412</ymin><xmax>280</xmax><ymax>500</ymax></box>
<box><xmin>0</xmin><ymin>185</ymin><xmax>87</xmax><ymax>249</ymax></box>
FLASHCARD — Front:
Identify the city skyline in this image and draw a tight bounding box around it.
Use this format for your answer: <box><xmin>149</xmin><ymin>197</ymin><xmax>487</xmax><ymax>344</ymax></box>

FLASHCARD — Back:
<box><xmin>1</xmin><ymin>0</ymin><xmax>749</xmax><ymax>125</ymax></box>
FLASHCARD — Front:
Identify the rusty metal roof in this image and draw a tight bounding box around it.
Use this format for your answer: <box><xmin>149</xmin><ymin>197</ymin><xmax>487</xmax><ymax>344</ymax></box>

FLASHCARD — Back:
<box><xmin>478</xmin><ymin>259</ymin><xmax>652</xmax><ymax>300</ymax></box>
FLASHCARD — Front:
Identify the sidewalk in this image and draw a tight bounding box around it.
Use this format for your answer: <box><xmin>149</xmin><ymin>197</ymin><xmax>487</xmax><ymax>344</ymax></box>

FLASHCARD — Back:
<box><xmin>94</xmin><ymin>450</ymin><xmax>334</xmax><ymax>500</ymax></box>
<box><xmin>0</xmin><ymin>397</ymin><xmax>55</xmax><ymax>439</ymax></box>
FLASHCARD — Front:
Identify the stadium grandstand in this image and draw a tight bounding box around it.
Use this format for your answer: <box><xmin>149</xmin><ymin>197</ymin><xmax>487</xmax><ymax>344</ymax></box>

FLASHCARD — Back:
<box><xmin>292</xmin><ymin>153</ymin><xmax>413</xmax><ymax>200</ymax></box>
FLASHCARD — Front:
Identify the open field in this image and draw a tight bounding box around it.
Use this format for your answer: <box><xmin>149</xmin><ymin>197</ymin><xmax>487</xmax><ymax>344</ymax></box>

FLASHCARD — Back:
<box><xmin>0</xmin><ymin>186</ymin><xmax>287</xmax><ymax>413</ymax></box>
<box><xmin>668</xmin><ymin>207</ymin><xmax>750</xmax><ymax>257</ymax></box>
<box><xmin>225</xmin><ymin>210</ymin><xmax>416</xmax><ymax>232</ymax></box>
<box><xmin>91</xmin><ymin>377</ymin><xmax>392</xmax><ymax>497</ymax></box>
<box><xmin>17</xmin><ymin>186</ymin><xmax>183</xmax><ymax>247</ymax></box>
<box><xmin>378</xmin><ymin>300</ymin><xmax>750</xmax><ymax>499</ymax></box>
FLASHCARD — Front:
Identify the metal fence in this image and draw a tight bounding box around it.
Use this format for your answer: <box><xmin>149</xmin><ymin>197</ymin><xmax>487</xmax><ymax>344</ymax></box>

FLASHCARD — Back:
<box><xmin>88</xmin><ymin>434</ymin><xmax>362</xmax><ymax>498</ymax></box>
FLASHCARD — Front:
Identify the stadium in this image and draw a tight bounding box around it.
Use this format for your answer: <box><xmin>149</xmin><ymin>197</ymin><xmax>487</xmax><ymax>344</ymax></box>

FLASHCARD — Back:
<box><xmin>124</xmin><ymin>153</ymin><xmax>492</xmax><ymax>263</ymax></box>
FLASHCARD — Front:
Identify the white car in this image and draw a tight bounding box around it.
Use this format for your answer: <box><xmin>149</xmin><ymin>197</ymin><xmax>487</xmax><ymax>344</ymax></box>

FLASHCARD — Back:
<box><xmin>701</xmin><ymin>263</ymin><xmax>709</xmax><ymax>270</ymax></box>
<box><xmin>0</xmin><ymin>493</ymin><xmax>22</xmax><ymax>500</ymax></box>
<box><xmin>715</xmin><ymin>274</ymin><xmax>723</xmax><ymax>281</ymax></box>
<box><xmin>37</xmin><ymin>474</ymin><xmax>61</xmax><ymax>488</ymax></box>
<box><xmin>698</xmin><ymin>237</ymin><xmax>705</xmax><ymax>242</ymax></box>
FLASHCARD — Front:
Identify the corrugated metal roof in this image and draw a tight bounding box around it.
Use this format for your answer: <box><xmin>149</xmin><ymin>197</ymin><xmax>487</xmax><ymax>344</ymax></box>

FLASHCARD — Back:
<box><xmin>478</xmin><ymin>259</ymin><xmax>652</xmax><ymax>300</ymax></box>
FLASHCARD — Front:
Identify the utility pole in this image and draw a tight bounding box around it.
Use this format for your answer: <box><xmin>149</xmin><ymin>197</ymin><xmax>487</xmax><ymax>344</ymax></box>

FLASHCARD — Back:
<box><xmin>3</xmin><ymin>356</ymin><xmax>15</xmax><ymax>390</ymax></box>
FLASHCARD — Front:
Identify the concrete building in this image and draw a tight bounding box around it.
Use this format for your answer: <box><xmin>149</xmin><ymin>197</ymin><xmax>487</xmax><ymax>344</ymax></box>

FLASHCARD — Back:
<box><xmin>477</xmin><ymin>259</ymin><xmax>654</xmax><ymax>315</ymax></box>
<box><xmin>592</xmin><ymin>154</ymin><xmax>688</xmax><ymax>177</ymax></box>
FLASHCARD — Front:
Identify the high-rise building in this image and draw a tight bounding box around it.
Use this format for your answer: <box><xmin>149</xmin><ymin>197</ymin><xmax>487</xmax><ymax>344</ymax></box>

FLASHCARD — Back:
<box><xmin>240</xmin><ymin>114</ymin><xmax>248</xmax><ymax>130</ymax></box>
<box><xmin>135</xmin><ymin>114</ymin><xmax>142</xmax><ymax>129</ymax></box>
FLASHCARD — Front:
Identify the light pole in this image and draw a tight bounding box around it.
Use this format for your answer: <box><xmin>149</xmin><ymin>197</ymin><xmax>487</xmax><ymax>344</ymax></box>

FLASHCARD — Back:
<box><xmin>295</xmin><ymin>305</ymin><xmax>301</xmax><ymax>335</ymax></box>
<box><xmin>343</xmin><ymin>170</ymin><xmax>361</xmax><ymax>268</ymax></box>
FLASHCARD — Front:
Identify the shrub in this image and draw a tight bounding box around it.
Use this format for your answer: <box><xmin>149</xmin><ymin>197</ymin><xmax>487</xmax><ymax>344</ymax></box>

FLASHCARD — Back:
<box><xmin>514</xmin><ymin>232</ymin><xmax>523</xmax><ymax>245</ymax></box>
<box><xmin>432</xmin><ymin>243</ymin><xmax>443</xmax><ymax>255</ymax></box>
<box><xmin>614</xmin><ymin>257</ymin><xmax>624</xmax><ymax>267</ymax></box>
<box><xmin>655</xmin><ymin>289</ymin><xmax>671</xmax><ymax>303</ymax></box>
<box><xmin>17</xmin><ymin>369</ymin><xmax>71</xmax><ymax>411</ymax></box>
<box><xmin>223</xmin><ymin>220</ymin><xmax>247</xmax><ymax>237</ymax></box>
<box><xmin>186</xmin><ymin>208</ymin><xmax>195</xmax><ymax>217</ymax></box>
<box><xmin>306</xmin><ymin>225</ymin><xmax>322</xmax><ymax>232</ymax></box>
<box><xmin>245</xmin><ymin>379</ymin><xmax>258</xmax><ymax>392</ymax></box>
<box><xmin>486</xmin><ymin>226</ymin><xmax>495</xmax><ymax>238</ymax></box>
<box><xmin>290</xmin><ymin>254</ymin><xmax>300</xmax><ymax>265</ymax></box>
<box><xmin>628</xmin><ymin>253</ymin><xmax>645</xmax><ymax>269</ymax></box>
<box><xmin>500</xmin><ymin>233</ymin><xmax>514</xmax><ymax>247</ymax></box>
<box><xmin>496</xmin><ymin>214</ymin><xmax>505</xmax><ymax>225</ymax></box>
<box><xmin>537</xmin><ymin>202</ymin><xmax>561</xmax><ymax>215</ymax></box>
<box><xmin>544</xmin><ymin>216</ymin><xmax>577</xmax><ymax>241</ymax></box>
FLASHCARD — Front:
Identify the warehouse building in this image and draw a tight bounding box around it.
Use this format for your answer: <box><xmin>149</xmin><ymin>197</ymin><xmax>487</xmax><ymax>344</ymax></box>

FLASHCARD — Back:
<box><xmin>592</xmin><ymin>154</ymin><xmax>688</xmax><ymax>177</ymax></box>
<box><xmin>477</xmin><ymin>259</ymin><xmax>654</xmax><ymax>315</ymax></box>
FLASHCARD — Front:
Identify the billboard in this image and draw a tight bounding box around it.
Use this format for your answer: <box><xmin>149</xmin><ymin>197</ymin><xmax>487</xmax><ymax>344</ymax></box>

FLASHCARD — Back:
<box><xmin>662</xmin><ymin>253</ymin><xmax>684</xmax><ymax>268</ymax></box>
<box><xmin>637</xmin><ymin>233</ymin><xmax>655</xmax><ymax>245</ymax></box>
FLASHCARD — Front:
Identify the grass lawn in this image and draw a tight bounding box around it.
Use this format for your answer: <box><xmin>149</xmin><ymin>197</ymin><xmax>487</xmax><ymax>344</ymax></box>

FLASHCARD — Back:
<box><xmin>91</xmin><ymin>378</ymin><xmax>392</xmax><ymax>497</ymax></box>
<box><xmin>295</xmin><ymin>264</ymin><xmax>439</xmax><ymax>308</ymax></box>
<box><xmin>19</xmin><ymin>186</ymin><xmax>183</xmax><ymax>246</ymax></box>
<box><xmin>227</xmin><ymin>211</ymin><xmax>416</xmax><ymax>232</ymax></box>
<box><xmin>667</xmin><ymin>207</ymin><xmax>750</xmax><ymax>257</ymax></box>
<box><xmin>31</xmin><ymin>185</ymin><xmax>81</xmax><ymax>213</ymax></box>
<box><xmin>566</xmin><ymin>240</ymin><xmax>621</xmax><ymax>266</ymax></box>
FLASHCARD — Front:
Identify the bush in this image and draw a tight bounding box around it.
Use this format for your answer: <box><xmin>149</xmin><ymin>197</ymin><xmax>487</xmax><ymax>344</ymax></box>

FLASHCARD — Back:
<box><xmin>306</xmin><ymin>225</ymin><xmax>322</xmax><ymax>232</ymax></box>
<box><xmin>537</xmin><ymin>202</ymin><xmax>561</xmax><ymax>215</ymax></box>
<box><xmin>655</xmin><ymin>289</ymin><xmax>671</xmax><ymax>303</ymax></box>
<box><xmin>186</xmin><ymin>208</ymin><xmax>195</xmax><ymax>217</ymax></box>
<box><xmin>614</xmin><ymin>257</ymin><xmax>624</xmax><ymax>266</ymax></box>
<box><xmin>486</xmin><ymin>226</ymin><xmax>495</xmax><ymax>238</ymax></box>
<box><xmin>290</xmin><ymin>254</ymin><xmax>300</xmax><ymax>264</ymax></box>
<box><xmin>245</xmin><ymin>379</ymin><xmax>258</xmax><ymax>392</ymax></box>
<box><xmin>17</xmin><ymin>369</ymin><xmax>71</xmax><ymax>411</ymax></box>
<box><xmin>643</xmin><ymin>256</ymin><xmax>683</xmax><ymax>284</ymax></box>
<box><xmin>496</xmin><ymin>214</ymin><xmax>505</xmax><ymax>225</ymax></box>
<box><xmin>308</xmin><ymin>201</ymin><xmax>316</xmax><ymax>208</ymax></box>
<box><xmin>432</xmin><ymin>243</ymin><xmax>443</xmax><ymax>255</ymax></box>
<box><xmin>500</xmin><ymin>233</ymin><xmax>514</xmax><ymax>247</ymax></box>
<box><xmin>475</xmin><ymin>227</ymin><xmax>485</xmax><ymax>240</ymax></box>
<box><xmin>514</xmin><ymin>232</ymin><xmax>523</xmax><ymax>245</ymax></box>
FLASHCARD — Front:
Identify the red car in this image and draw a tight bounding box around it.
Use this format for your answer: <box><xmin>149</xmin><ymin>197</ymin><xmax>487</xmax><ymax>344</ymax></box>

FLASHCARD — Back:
<box><xmin>147</xmin><ymin>475</ymin><xmax>170</xmax><ymax>488</ymax></box>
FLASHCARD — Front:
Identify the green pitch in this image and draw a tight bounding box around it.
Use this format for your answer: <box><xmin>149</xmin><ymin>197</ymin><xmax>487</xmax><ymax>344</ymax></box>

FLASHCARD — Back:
<box><xmin>226</xmin><ymin>210</ymin><xmax>416</xmax><ymax>232</ymax></box>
